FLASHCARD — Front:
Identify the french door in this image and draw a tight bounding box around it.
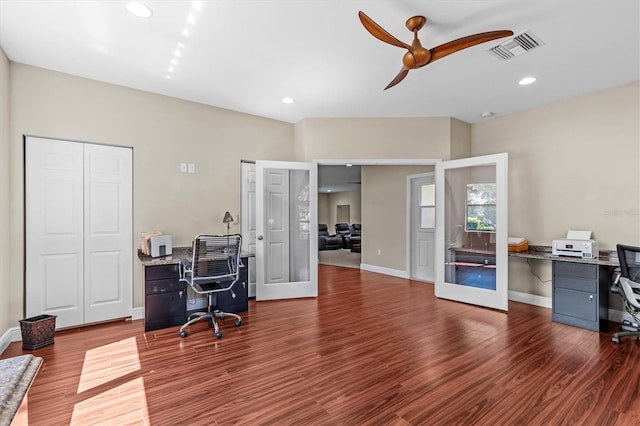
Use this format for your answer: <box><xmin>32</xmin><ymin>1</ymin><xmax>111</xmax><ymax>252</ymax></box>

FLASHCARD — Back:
<box><xmin>255</xmin><ymin>161</ymin><xmax>318</xmax><ymax>300</ymax></box>
<box><xmin>435</xmin><ymin>153</ymin><xmax>508</xmax><ymax>311</ymax></box>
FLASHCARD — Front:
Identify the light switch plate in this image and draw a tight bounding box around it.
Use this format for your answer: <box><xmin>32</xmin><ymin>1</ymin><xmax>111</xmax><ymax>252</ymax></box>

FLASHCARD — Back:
<box><xmin>180</xmin><ymin>163</ymin><xmax>187</xmax><ymax>173</ymax></box>
<box><xmin>188</xmin><ymin>163</ymin><xmax>196</xmax><ymax>173</ymax></box>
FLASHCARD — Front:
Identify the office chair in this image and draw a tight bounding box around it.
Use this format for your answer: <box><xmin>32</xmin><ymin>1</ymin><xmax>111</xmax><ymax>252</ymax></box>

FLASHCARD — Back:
<box><xmin>611</xmin><ymin>244</ymin><xmax>640</xmax><ymax>343</ymax></box>
<box><xmin>178</xmin><ymin>234</ymin><xmax>243</xmax><ymax>339</ymax></box>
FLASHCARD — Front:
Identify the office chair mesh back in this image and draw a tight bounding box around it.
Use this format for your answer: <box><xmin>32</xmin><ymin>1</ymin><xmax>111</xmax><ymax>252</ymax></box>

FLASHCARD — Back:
<box><xmin>179</xmin><ymin>234</ymin><xmax>243</xmax><ymax>339</ymax></box>
<box><xmin>612</xmin><ymin>244</ymin><xmax>640</xmax><ymax>343</ymax></box>
<box><xmin>618</xmin><ymin>244</ymin><xmax>640</xmax><ymax>282</ymax></box>
<box><xmin>191</xmin><ymin>234</ymin><xmax>242</xmax><ymax>289</ymax></box>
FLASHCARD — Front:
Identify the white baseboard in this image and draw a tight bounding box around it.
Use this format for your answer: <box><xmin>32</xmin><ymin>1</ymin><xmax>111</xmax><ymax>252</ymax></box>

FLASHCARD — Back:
<box><xmin>609</xmin><ymin>308</ymin><xmax>632</xmax><ymax>325</ymax></box>
<box><xmin>131</xmin><ymin>307</ymin><xmax>145</xmax><ymax>321</ymax></box>
<box><xmin>0</xmin><ymin>327</ymin><xmax>24</xmax><ymax>355</ymax></box>
<box><xmin>508</xmin><ymin>290</ymin><xmax>552</xmax><ymax>309</ymax></box>
<box><xmin>360</xmin><ymin>264</ymin><xmax>409</xmax><ymax>279</ymax></box>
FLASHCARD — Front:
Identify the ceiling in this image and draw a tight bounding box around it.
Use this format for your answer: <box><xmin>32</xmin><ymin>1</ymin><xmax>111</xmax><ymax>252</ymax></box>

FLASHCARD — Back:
<box><xmin>0</xmin><ymin>1</ymin><xmax>638</xmax><ymax>124</ymax></box>
<box><xmin>319</xmin><ymin>165</ymin><xmax>361</xmax><ymax>194</ymax></box>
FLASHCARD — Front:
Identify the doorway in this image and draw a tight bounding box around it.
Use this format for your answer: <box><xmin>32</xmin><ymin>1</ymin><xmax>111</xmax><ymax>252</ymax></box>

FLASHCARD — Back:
<box><xmin>336</xmin><ymin>204</ymin><xmax>351</xmax><ymax>224</ymax></box>
<box><xmin>408</xmin><ymin>173</ymin><xmax>435</xmax><ymax>282</ymax></box>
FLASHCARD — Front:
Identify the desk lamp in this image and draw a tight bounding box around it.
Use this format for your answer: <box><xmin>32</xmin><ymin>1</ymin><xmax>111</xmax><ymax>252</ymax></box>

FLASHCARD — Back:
<box><xmin>223</xmin><ymin>211</ymin><xmax>234</xmax><ymax>250</ymax></box>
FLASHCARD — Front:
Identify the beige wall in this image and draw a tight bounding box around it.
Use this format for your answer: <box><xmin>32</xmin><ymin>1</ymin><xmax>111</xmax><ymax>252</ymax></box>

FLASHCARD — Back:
<box><xmin>8</xmin><ymin>64</ymin><xmax>294</xmax><ymax>323</ymax></box>
<box><xmin>326</xmin><ymin>190</ymin><xmax>361</xmax><ymax>230</ymax></box>
<box><xmin>293</xmin><ymin>117</ymin><xmax>453</xmax><ymax>162</ymax></box>
<box><xmin>1</xmin><ymin>57</ymin><xmax>638</xmax><ymax>341</ymax></box>
<box><xmin>473</xmin><ymin>81</ymin><xmax>640</xmax><ymax>297</ymax></box>
<box><xmin>361</xmin><ymin>165</ymin><xmax>433</xmax><ymax>271</ymax></box>
<box><xmin>0</xmin><ymin>48</ymin><xmax>9</xmax><ymax>334</ymax></box>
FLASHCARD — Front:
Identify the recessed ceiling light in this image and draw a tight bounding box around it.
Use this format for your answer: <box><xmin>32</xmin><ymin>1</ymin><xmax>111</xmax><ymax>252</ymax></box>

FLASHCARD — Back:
<box><xmin>481</xmin><ymin>112</ymin><xmax>495</xmax><ymax>118</ymax></box>
<box><xmin>126</xmin><ymin>1</ymin><xmax>153</xmax><ymax>18</ymax></box>
<box><xmin>282</xmin><ymin>97</ymin><xmax>295</xmax><ymax>104</ymax></box>
<box><xmin>519</xmin><ymin>76</ymin><xmax>537</xmax><ymax>85</ymax></box>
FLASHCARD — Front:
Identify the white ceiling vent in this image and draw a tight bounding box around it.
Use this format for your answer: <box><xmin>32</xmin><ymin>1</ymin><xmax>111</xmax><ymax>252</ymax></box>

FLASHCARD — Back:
<box><xmin>488</xmin><ymin>31</ymin><xmax>545</xmax><ymax>60</ymax></box>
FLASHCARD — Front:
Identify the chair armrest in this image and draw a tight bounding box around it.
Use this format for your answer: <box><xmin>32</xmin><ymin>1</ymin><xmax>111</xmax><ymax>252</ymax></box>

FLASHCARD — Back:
<box><xmin>620</xmin><ymin>277</ymin><xmax>640</xmax><ymax>310</ymax></box>
<box><xmin>179</xmin><ymin>259</ymin><xmax>192</xmax><ymax>280</ymax></box>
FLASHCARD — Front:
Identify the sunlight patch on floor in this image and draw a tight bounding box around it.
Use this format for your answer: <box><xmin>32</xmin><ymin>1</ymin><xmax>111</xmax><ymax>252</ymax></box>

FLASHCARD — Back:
<box><xmin>71</xmin><ymin>337</ymin><xmax>149</xmax><ymax>425</ymax></box>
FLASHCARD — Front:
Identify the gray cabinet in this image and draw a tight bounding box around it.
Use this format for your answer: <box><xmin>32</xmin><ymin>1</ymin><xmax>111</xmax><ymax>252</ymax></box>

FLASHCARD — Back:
<box><xmin>552</xmin><ymin>261</ymin><xmax>609</xmax><ymax>331</ymax></box>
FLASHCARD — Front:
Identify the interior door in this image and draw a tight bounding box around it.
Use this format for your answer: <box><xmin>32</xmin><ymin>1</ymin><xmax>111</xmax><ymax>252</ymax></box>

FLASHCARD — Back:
<box><xmin>26</xmin><ymin>137</ymin><xmax>85</xmax><ymax>327</ymax></box>
<box><xmin>83</xmin><ymin>143</ymin><xmax>133</xmax><ymax>323</ymax></box>
<box><xmin>435</xmin><ymin>153</ymin><xmax>508</xmax><ymax>311</ymax></box>
<box><xmin>255</xmin><ymin>161</ymin><xmax>318</xmax><ymax>300</ymax></box>
<box><xmin>409</xmin><ymin>173</ymin><xmax>435</xmax><ymax>282</ymax></box>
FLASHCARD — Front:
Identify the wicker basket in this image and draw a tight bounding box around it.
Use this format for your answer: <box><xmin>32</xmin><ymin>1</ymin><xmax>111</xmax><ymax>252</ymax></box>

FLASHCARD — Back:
<box><xmin>19</xmin><ymin>315</ymin><xmax>57</xmax><ymax>350</ymax></box>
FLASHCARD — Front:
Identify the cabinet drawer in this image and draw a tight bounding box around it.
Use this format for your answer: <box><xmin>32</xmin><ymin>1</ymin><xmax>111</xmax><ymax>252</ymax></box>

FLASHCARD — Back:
<box><xmin>553</xmin><ymin>275</ymin><xmax>596</xmax><ymax>293</ymax></box>
<box><xmin>553</xmin><ymin>261</ymin><xmax>597</xmax><ymax>280</ymax></box>
<box><xmin>554</xmin><ymin>288</ymin><xmax>597</xmax><ymax>322</ymax></box>
<box><xmin>146</xmin><ymin>277</ymin><xmax>184</xmax><ymax>295</ymax></box>
<box><xmin>145</xmin><ymin>291</ymin><xmax>186</xmax><ymax>331</ymax></box>
<box><xmin>145</xmin><ymin>264</ymin><xmax>179</xmax><ymax>281</ymax></box>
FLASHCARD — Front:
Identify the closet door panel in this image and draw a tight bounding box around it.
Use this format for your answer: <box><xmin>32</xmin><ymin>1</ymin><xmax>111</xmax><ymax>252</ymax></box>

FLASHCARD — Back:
<box><xmin>83</xmin><ymin>144</ymin><xmax>133</xmax><ymax>323</ymax></box>
<box><xmin>25</xmin><ymin>137</ymin><xmax>84</xmax><ymax>327</ymax></box>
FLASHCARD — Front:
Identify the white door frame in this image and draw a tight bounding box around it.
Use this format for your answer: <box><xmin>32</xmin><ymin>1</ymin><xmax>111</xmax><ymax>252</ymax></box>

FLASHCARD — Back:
<box><xmin>316</xmin><ymin>159</ymin><xmax>440</xmax><ymax>277</ymax></box>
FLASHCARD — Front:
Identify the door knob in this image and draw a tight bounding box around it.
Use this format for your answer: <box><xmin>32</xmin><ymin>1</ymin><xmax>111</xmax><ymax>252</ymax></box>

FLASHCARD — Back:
<box><xmin>257</xmin><ymin>235</ymin><xmax>263</xmax><ymax>240</ymax></box>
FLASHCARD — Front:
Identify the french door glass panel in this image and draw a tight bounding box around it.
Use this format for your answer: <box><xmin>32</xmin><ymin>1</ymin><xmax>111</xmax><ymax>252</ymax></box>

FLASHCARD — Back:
<box><xmin>435</xmin><ymin>153</ymin><xmax>508</xmax><ymax>311</ymax></box>
<box><xmin>255</xmin><ymin>161</ymin><xmax>318</xmax><ymax>301</ymax></box>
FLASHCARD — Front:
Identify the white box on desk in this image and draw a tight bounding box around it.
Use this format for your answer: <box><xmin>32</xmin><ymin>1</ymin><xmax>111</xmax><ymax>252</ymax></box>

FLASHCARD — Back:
<box><xmin>149</xmin><ymin>235</ymin><xmax>172</xmax><ymax>257</ymax></box>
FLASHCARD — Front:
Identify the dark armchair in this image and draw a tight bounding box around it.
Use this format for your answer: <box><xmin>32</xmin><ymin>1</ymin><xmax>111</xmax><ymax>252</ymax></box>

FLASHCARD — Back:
<box><xmin>335</xmin><ymin>223</ymin><xmax>352</xmax><ymax>249</ymax></box>
<box><xmin>319</xmin><ymin>224</ymin><xmax>342</xmax><ymax>250</ymax></box>
<box><xmin>350</xmin><ymin>224</ymin><xmax>361</xmax><ymax>253</ymax></box>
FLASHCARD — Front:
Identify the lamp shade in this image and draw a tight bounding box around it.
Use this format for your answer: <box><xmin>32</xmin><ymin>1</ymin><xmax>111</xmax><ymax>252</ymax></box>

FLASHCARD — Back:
<box><xmin>222</xmin><ymin>211</ymin><xmax>234</xmax><ymax>224</ymax></box>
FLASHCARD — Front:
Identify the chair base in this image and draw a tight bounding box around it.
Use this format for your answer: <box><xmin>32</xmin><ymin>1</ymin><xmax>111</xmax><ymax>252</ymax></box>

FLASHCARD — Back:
<box><xmin>612</xmin><ymin>330</ymin><xmax>640</xmax><ymax>343</ymax></box>
<box><xmin>179</xmin><ymin>309</ymin><xmax>242</xmax><ymax>339</ymax></box>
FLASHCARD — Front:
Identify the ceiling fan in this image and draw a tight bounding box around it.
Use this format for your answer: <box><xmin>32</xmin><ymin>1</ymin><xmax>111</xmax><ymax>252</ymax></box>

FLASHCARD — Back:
<box><xmin>358</xmin><ymin>11</ymin><xmax>513</xmax><ymax>90</ymax></box>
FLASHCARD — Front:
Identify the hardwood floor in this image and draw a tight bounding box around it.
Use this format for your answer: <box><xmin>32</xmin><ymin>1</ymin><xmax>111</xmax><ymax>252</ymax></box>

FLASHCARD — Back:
<box><xmin>3</xmin><ymin>265</ymin><xmax>640</xmax><ymax>425</ymax></box>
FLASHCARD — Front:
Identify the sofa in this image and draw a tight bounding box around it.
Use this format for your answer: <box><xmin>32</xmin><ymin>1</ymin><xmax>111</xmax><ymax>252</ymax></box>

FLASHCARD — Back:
<box><xmin>318</xmin><ymin>224</ymin><xmax>342</xmax><ymax>250</ymax></box>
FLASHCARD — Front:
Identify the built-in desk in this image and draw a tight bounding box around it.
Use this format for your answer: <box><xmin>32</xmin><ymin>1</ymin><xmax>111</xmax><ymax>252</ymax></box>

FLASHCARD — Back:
<box><xmin>451</xmin><ymin>245</ymin><xmax>619</xmax><ymax>331</ymax></box>
<box><xmin>510</xmin><ymin>246</ymin><xmax>619</xmax><ymax>331</ymax></box>
<box><xmin>138</xmin><ymin>248</ymin><xmax>251</xmax><ymax>332</ymax></box>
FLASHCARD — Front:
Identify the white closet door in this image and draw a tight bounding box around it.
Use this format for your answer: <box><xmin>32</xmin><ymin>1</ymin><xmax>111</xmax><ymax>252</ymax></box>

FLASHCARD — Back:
<box><xmin>26</xmin><ymin>137</ymin><xmax>133</xmax><ymax>329</ymax></box>
<box><xmin>26</xmin><ymin>137</ymin><xmax>85</xmax><ymax>327</ymax></box>
<box><xmin>83</xmin><ymin>144</ymin><xmax>132</xmax><ymax>323</ymax></box>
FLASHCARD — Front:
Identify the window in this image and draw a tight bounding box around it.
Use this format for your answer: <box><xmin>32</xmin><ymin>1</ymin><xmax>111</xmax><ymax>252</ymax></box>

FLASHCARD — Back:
<box><xmin>465</xmin><ymin>183</ymin><xmax>496</xmax><ymax>232</ymax></box>
<box><xmin>420</xmin><ymin>183</ymin><xmax>435</xmax><ymax>229</ymax></box>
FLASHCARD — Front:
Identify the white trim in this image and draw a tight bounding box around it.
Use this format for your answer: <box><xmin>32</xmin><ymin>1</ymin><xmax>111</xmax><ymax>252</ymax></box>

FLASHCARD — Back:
<box><xmin>360</xmin><ymin>263</ymin><xmax>409</xmax><ymax>279</ymax></box>
<box><xmin>131</xmin><ymin>307</ymin><xmax>145</xmax><ymax>321</ymax></box>
<box><xmin>0</xmin><ymin>327</ymin><xmax>23</xmax><ymax>355</ymax></box>
<box><xmin>313</xmin><ymin>159</ymin><xmax>441</xmax><ymax>166</ymax></box>
<box><xmin>609</xmin><ymin>308</ymin><xmax>633</xmax><ymax>325</ymax></box>
<box><xmin>508</xmin><ymin>291</ymin><xmax>552</xmax><ymax>308</ymax></box>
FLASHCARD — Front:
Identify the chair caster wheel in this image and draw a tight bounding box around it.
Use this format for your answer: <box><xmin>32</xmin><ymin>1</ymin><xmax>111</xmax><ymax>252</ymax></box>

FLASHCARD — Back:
<box><xmin>235</xmin><ymin>320</ymin><xmax>242</xmax><ymax>327</ymax></box>
<box><xmin>612</xmin><ymin>337</ymin><xmax>620</xmax><ymax>343</ymax></box>
<box><xmin>180</xmin><ymin>331</ymin><xmax>187</xmax><ymax>338</ymax></box>
<box><xmin>215</xmin><ymin>332</ymin><xmax>222</xmax><ymax>339</ymax></box>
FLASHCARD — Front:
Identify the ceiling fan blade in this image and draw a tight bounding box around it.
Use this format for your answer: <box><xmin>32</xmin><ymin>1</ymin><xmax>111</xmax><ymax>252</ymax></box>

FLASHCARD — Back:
<box><xmin>384</xmin><ymin>67</ymin><xmax>410</xmax><ymax>90</ymax></box>
<box><xmin>358</xmin><ymin>11</ymin><xmax>410</xmax><ymax>49</ymax></box>
<box><xmin>428</xmin><ymin>30</ymin><xmax>513</xmax><ymax>64</ymax></box>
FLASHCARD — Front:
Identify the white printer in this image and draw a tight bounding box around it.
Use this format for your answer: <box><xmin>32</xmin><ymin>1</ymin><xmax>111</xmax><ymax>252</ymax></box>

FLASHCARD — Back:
<box><xmin>552</xmin><ymin>230</ymin><xmax>599</xmax><ymax>259</ymax></box>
